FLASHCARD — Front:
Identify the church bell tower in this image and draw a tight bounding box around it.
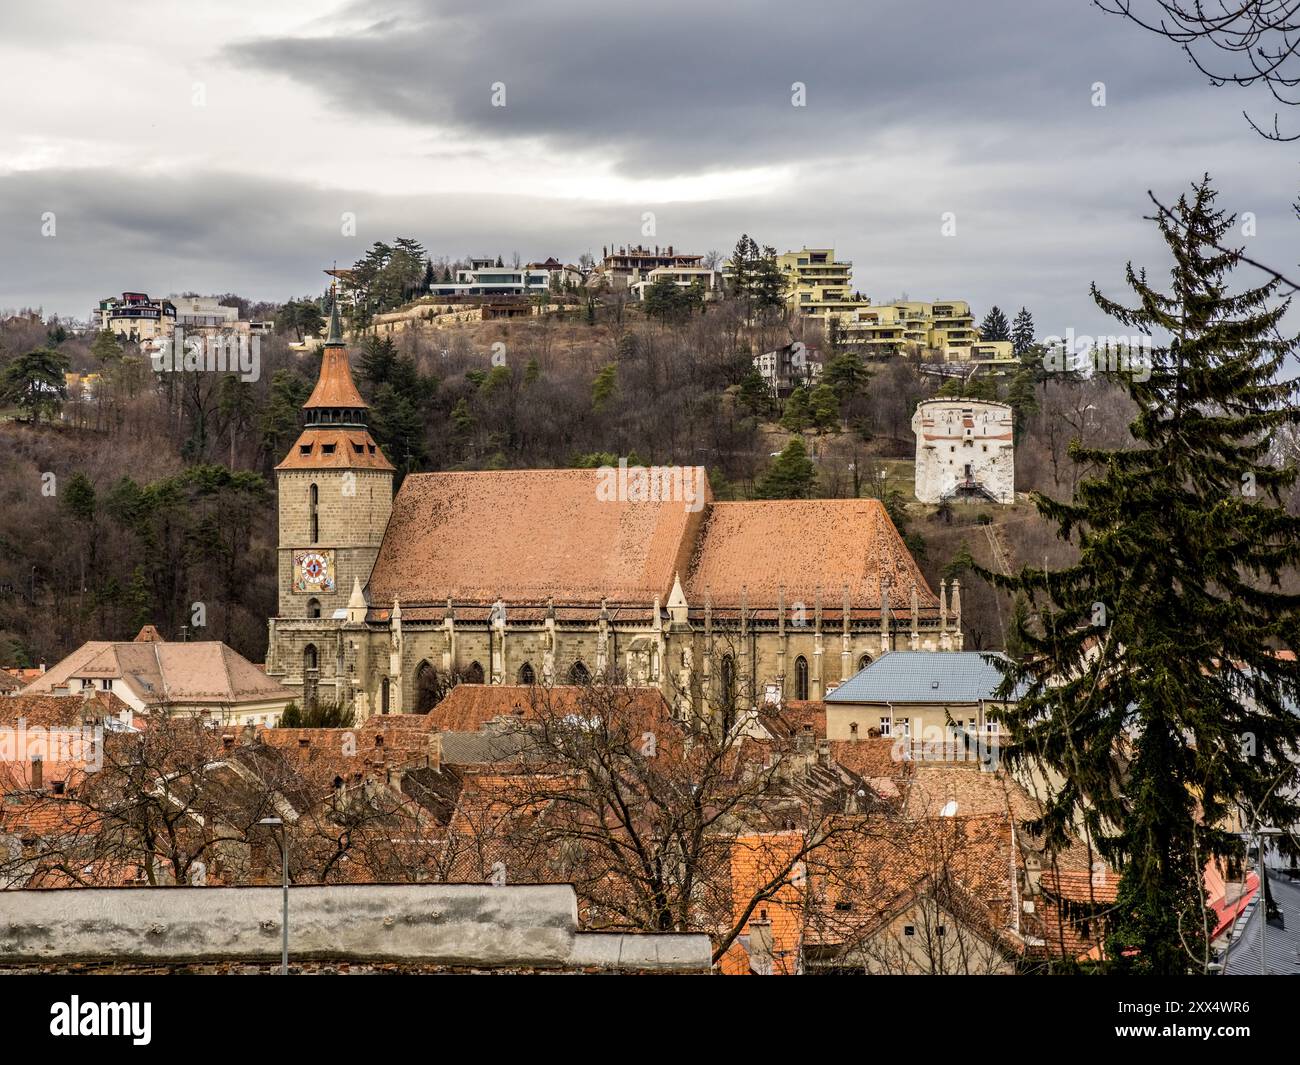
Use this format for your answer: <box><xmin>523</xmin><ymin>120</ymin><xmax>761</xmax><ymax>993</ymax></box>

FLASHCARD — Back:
<box><xmin>273</xmin><ymin>298</ymin><xmax>394</xmax><ymax>620</ymax></box>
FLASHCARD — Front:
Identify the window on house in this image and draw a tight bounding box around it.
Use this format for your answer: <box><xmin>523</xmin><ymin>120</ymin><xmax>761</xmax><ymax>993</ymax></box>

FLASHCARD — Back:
<box><xmin>904</xmin><ymin>925</ymin><xmax>915</xmax><ymax>936</ymax></box>
<box><xmin>879</xmin><ymin>717</ymin><xmax>891</xmax><ymax>737</ymax></box>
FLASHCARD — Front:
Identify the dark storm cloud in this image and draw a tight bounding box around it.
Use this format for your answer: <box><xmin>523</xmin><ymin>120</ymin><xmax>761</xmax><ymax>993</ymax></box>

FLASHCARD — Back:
<box><xmin>229</xmin><ymin>0</ymin><xmax>1211</xmax><ymax>174</ymax></box>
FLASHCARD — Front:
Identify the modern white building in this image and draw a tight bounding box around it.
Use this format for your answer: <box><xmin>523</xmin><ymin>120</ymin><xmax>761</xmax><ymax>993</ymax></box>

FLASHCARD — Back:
<box><xmin>912</xmin><ymin>398</ymin><xmax>1014</xmax><ymax>504</ymax></box>
<box><xmin>428</xmin><ymin>260</ymin><xmax>553</xmax><ymax>298</ymax></box>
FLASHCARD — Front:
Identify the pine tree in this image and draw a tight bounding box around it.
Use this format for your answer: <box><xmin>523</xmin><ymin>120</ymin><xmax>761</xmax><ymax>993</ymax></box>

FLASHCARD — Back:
<box><xmin>91</xmin><ymin>329</ymin><xmax>123</xmax><ymax>364</ymax></box>
<box><xmin>755</xmin><ymin>436</ymin><xmax>817</xmax><ymax>499</ymax></box>
<box><xmin>1011</xmin><ymin>307</ymin><xmax>1035</xmax><ymax>357</ymax></box>
<box><xmin>989</xmin><ymin>176</ymin><xmax>1300</xmax><ymax>974</ymax></box>
<box><xmin>979</xmin><ymin>305</ymin><xmax>1010</xmax><ymax>341</ymax></box>
<box><xmin>780</xmin><ymin>387</ymin><xmax>812</xmax><ymax>433</ymax></box>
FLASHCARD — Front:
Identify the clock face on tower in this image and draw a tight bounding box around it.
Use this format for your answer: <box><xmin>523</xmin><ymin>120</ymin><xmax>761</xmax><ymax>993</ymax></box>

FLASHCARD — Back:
<box><xmin>293</xmin><ymin>549</ymin><xmax>336</xmax><ymax>593</ymax></box>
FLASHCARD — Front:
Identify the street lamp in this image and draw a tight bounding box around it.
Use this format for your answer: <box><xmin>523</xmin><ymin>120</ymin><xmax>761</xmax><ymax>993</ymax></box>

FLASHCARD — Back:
<box><xmin>259</xmin><ymin>816</ymin><xmax>288</xmax><ymax>974</ymax></box>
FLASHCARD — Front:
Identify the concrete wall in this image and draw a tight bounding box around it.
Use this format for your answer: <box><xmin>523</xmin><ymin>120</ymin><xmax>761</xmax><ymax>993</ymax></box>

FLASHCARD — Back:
<box><xmin>0</xmin><ymin>883</ymin><xmax>711</xmax><ymax>973</ymax></box>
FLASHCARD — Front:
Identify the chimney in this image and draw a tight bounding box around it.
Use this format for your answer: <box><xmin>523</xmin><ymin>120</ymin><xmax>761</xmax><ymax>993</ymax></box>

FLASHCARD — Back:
<box><xmin>428</xmin><ymin>733</ymin><xmax>441</xmax><ymax>771</ymax></box>
<box><xmin>748</xmin><ymin>919</ymin><xmax>774</xmax><ymax>975</ymax></box>
<box><xmin>39</xmin><ymin>661</ymin><xmax>47</xmax><ymax>674</ymax></box>
<box><xmin>30</xmin><ymin>756</ymin><xmax>43</xmax><ymax>791</ymax></box>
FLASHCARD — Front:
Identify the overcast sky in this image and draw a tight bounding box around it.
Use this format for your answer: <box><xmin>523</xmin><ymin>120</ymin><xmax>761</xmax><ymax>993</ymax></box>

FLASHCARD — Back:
<box><xmin>1</xmin><ymin>0</ymin><xmax>1296</xmax><ymax>336</ymax></box>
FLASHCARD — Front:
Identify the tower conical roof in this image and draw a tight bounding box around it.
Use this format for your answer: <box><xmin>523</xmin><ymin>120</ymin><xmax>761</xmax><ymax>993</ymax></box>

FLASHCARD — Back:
<box><xmin>303</xmin><ymin>296</ymin><xmax>367</xmax><ymax>411</ymax></box>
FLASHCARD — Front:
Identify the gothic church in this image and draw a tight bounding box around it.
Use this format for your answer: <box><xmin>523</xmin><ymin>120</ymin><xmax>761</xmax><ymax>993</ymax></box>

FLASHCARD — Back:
<box><xmin>265</xmin><ymin>306</ymin><xmax>965</xmax><ymax>722</ymax></box>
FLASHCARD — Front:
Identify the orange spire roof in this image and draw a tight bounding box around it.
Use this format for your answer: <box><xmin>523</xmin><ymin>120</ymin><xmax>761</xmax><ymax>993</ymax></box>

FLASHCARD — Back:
<box><xmin>303</xmin><ymin>298</ymin><xmax>367</xmax><ymax>411</ymax></box>
<box><xmin>304</xmin><ymin>347</ymin><xmax>368</xmax><ymax>410</ymax></box>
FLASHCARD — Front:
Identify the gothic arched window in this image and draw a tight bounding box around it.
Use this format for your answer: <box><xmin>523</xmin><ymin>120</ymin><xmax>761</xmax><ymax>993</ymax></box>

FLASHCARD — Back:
<box><xmin>307</xmin><ymin>597</ymin><xmax>321</xmax><ymax>619</ymax></box>
<box><xmin>309</xmin><ymin>483</ymin><xmax>319</xmax><ymax>543</ymax></box>
<box><xmin>720</xmin><ymin>654</ymin><xmax>736</xmax><ymax>709</ymax></box>
<box><xmin>303</xmin><ymin>644</ymin><xmax>318</xmax><ymax>671</ymax></box>
<box><xmin>415</xmin><ymin>661</ymin><xmax>439</xmax><ymax>713</ymax></box>
<box><xmin>518</xmin><ymin>662</ymin><xmax>536</xmax><ymax>684</ymax></box>
<box><xmin>858</xmin><ymin>653</ymin><xmax>872</xmax><ymax>672</ymax></box>
<box><xmin>380</xmin><ymin>677</ymin><xmax>391</xmax><ymax>715</ymax></box>
<box><xmin>795</xmin><ymin>655</ymin><xmax>809</xmax><ymax>701</ymax></box>
<box><xmin>568</xmin><ymin>661</ymin><xmax>590</xmax><ymax>685</ymax></box>
<box><xmin>465</xmin><ymin>661</ymin><xmax>485</xmax><ymax>685</ymax></box>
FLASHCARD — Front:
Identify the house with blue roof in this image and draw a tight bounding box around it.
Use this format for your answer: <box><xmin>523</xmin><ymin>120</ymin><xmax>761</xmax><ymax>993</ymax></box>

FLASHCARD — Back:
<box><xmin>824</xmin><ymin>651</ymin><xmax>1022</xmax><ymax>748</ymax></box>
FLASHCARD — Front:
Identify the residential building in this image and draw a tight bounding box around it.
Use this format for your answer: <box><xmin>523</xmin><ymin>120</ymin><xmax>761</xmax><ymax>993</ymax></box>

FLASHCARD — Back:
<box><xmin>824</xmin><ymin>649</ymin><xmax>1023</xmax><ymax>743</ymax></box>
<box><xmin>629</xmin><ymin>265</ymin><xmax>722</xmax><ymax>302</ymax></box>
<box><xmin>839</xmin><ymin>300</ymin><xmax>971</xmax><ymax>355</ymax></box>
<box><xmin>599</xmin><ymin>244</ymin><xmax>704</xmax><ymax>287</ymax></box>
<box><xmin>774</xmin><ymin>247</ymin><xmax>870</xmax><ymax>325</ymax></box>
<box><xmin>264</xmin><ymin>319</ymin><xmax>965</xmax><ymax>723</ymax></box>
<box><xmin>912</xmin><ymin>398</ymin><xmax>1015</xmax><ymax>504</ymax></box>
<box><xmin>18</xmin><ymin>625</ymin><xmax>294</xmax><ymax>726</ymax></box>
<box><xmin>753</xmin><ymin>342</ymin><xmax>822</xmax><ymax>396</ymax></box>
<box><xmin>93</xmin><ymin>292</ymin><xmax>176</xmax><ymax>341</ymax></box>
<box><xmin>428</xmin><ymin>262</ymin><xmax>553</xmax><ymax>298</ymax></box>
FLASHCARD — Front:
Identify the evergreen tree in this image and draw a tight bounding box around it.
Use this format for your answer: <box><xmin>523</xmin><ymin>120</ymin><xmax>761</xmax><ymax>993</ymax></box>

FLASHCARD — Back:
<box><xmin>780</xmin><ymin>387</ymin><xmax>812</xmax><ymax>433</ymax></box>
<box><xmin>809</xmin><ymin>382</ymin><xmax>840</xmax><ymax>432</ymax></box>
<box><xmin>755</xmin><ymin>436</ymin><xmax>817</xmax><ymax>499</ymax></box>
<box><xmin>91</xmin><ymin>329</ymin><xmax>123</xmax><ymax>364</ymax></box>
<box><xmin>737</xmin><ymin>368</ymin><xmax>776</xmax><ymax>420</ymax></box>
<box><xmin>979</xmin><ymin>305</ymin><xmax>1011</xmax><ymax>341</ymax></box>
<box><xmin>591</xmin><ymin>363</ymin><xmax>618</xmax><ymax>411</ymax></box>
<box><xmin>823</xmin><ymin>349</ymin><xmax>869</xmax><ymax>403</ymax></box>
<box><xmin>988</xmin><ymin>176</ymin><xmax>1300</xmax><ymax>974</ymax></box>
<box><xmin>1</xmin><ymin>347</ymin><xmax>69</xmax><ymax>423</ymax></box>
<box><xmin>358</xmin><ymin>334</ymin><xmax>398</xmax><ymax>391</ymax></box>
<box><xmin>1011</xmin><ymin>307</ymin><xmax>1036</xmax><ymax>357</ymax></box>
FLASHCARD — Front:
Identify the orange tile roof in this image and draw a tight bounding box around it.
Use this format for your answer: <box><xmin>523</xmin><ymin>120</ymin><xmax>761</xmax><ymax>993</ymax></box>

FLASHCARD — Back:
<box><xmin>22</xmin><ymin>641</ymin><xmax>292</xmax><ymax>707</ymax></box>
<box><xmin>828</xmin><ymin>738</ymin><xmax>911</xmax><ymax>781</ymax></box>
<box><xmin>366</xmin><ymin>469</ymin><xmax>707</xmax><ymax>606</ymax></box>
<box><xmin>274</xmin><ymin>427</ymin><xmax>393</xmax><ymax>471</ymax></box>
<box><xmin>303</xmin><ymin>346</ymin><xmax>367</xmax><ymax>409</ymax></box>
<box><xmin>427</xmin><ymin>684</ymin><xmax>673</xmax><ymax>734</ymax></box>
<box><xmin>684</xmin><ymin>499</ymin><xmax>940</xmax><ymax>612</ymax></box>
<box><xmin>1037</xmin><ymin>868</ymin><xmax>1119</xmax><ymax>905</ymax></box>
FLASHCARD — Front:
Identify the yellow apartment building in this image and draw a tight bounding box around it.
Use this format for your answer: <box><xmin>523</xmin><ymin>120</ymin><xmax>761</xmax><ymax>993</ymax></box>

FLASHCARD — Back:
<box><xmin>774</xmin><ymin>248</ymin><xmax>870</xmax><ymax>325</ymax></box>
<box><xmin>840</xmin><ymin>299</ymin><xmax>1013</xmax><ymax>365</ymax></box>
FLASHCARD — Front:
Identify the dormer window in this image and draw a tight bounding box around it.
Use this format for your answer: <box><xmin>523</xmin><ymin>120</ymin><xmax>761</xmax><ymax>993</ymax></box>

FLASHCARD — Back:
<box><xmin>299</xmin><ymin>444</ymin><xmax>312</xmax><ymax>455</ymax></box>
<box><xmin>352</xmin><ymin>442</ymin><xmax>364</xmax><ymax>454</ymax></box>
<box><xmin>321</xmin><ymin>443</ymin><xmax>336</xmax><ymax>455</ymax></box>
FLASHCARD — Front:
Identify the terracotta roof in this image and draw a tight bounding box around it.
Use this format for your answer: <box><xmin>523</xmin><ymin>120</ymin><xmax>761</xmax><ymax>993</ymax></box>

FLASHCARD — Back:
<box><xmin>0</xmin><ymin>692</ymin><xmax>127</xmax><ymax>729</ymax></box>
<box><xmin>903</xmin><ymin>763</ymin><xmax>1040</xmax><ymax>824</ymax></box>
<box><xmin>21</xmin><ymin>641</ymin><xmax>292</xmax><ymax>708</ymax></box>
<box><xmin>427</xmin><ymin>684</ymin><xmax>672</xmax><ymax>734</ymax></box>
<box><xmin>366</xmin><ymin>470</ymin><xmax>707</xmax><ymax>606</ymax></box>
<box><xmin>828</xmin><ymin>738</ymin><xmax>911</xmax><ymax>781</ymax></box>
<box><xmin>303</xmin><ymin>346</ymin><xmax>367</xmax><ymax>410</ymax></box>
<box><xmin>1037</xmin><ymin>868</ymin><xmax>1119</xmax><ymax>905</ymax></box>
<box><xmin>274</xmin><ymin>427</ymin><xmax>394</xmax><ymax>471</ymax></box>
<box><xmin>684</xmin><ymin>499</ymin><xmax>940</xmax><ymax>612</ymax></box>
